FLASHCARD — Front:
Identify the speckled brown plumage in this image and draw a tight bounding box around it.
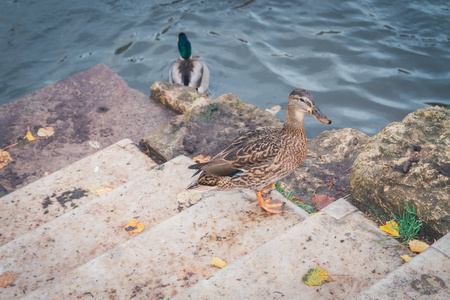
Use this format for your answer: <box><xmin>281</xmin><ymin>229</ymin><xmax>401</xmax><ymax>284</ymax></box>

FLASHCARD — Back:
<box><xmin>188</xmin><ymin>88</ymin><xmax>331</xmax><ymax>213</ymax></box>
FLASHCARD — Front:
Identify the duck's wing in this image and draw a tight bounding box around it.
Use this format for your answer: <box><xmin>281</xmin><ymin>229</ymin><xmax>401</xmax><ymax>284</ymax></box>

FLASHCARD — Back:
<box><xmin>197</xmin><ymin>61</ymin><xmax>209</xmax><ymax>94</ymax></box>
<box><xmin>191</xmin><ymin>127</ymin><xmax>281</xmax><ymax>176</ymax></box>
<box><xmin>169</xmin><ymin>59</ymin><xmax>182</xmax><ymax>84</ymax></box>
<box><xmin>188</xmin><ymin>57</ymin><xmax>209</xmax><ymax>93</ymax></box>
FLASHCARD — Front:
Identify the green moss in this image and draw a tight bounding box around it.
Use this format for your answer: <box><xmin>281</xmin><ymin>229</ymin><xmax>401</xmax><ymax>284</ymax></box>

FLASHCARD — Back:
<box><xmin>199</xmin><ymin>103</ymin><xmax>219</xmax><ymax>122</ymax></box>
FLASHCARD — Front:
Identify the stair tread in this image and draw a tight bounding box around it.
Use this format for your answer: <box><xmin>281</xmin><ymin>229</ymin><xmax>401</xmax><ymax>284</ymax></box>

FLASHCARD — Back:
<box><xmin>354</xmin><ymin>233</ymin><xmax>450</xmax><ymax>300</ymax></box>
<box><xmin>0</xmin><ymin>139</ymin><xmax>156</xmax><ymax>246</ymax></box>
<box><xmin>22</xmin><ymin>190</ymin><xmax>308</xmax><ymax>299</ymax></box>
<box><xmin>176</xmin><ymin>199</ymin><xmax>409</xmax><ymax>300</ymax></box>
<box><xmin>0</xmin><ymin>155</ymin><xmax>195</xmax><ymax>298</ymax></box>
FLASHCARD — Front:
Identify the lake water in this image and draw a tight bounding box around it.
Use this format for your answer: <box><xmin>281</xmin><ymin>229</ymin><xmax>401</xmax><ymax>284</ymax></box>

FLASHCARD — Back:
<box><xmin>1</xmin><ymin>0</ymin><xmax>449</xmax><ymax>137</ymax></box>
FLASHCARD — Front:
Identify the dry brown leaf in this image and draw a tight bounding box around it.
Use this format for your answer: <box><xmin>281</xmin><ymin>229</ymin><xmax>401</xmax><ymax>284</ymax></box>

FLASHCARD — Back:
<box><xmin>312</xmin><ymin>194</ymin><xmax>336</xmax><ymax>211</ymax></box>
<box><xmin>211</xmin><ymin>257</ymin><xmax>227</xmax><ymax>269</ymax></box>
<box><xmin>124</xmin><ymin>218</ymin><xmax>145</xmax><ymax>235</ymax></box>
<box><xmin>0</xmin><ymin>271</ymin><xmax>14</xmax><ymax>287</ymax></box>
<box><xmin>193</xmin><ymin>154</ymin><xmax>211</xmax><ymax>163</ymax></box>
<box><xmin>409</xmin><ymin>240</ymin><xmax>429</xmax><ymax>253</ymax></box>
<box><xmin>24</xmin><ymin>127</ymin><xmax>36</xmax><ymax>141</ymax></box>
<box><xmin>0</xmin><ymin>150</ymin><xmax>13</xmax><ymax>170</ymax></box>
<box><xmin>37</xmin><ymin>126</ymin><xmax>55</xmax><ymax>138</ymax></box>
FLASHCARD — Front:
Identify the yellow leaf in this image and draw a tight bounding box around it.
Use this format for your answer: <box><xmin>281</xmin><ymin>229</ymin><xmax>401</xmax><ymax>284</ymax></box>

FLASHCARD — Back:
<box><xmin>400</xmin><ymin>255</ymin><xmax>413</xmax><ymax>262</ymax></box>
<box><xmin>211</xmin><ymin>257</ymin><xmax>227</xmax><ymax>269</ymax></box>
<box><xmin>379</xmin><ymin>220</ymin><xmax>399</xmax><ymax>236</ymax></box>
<box><xmin>37</xmin><ymin>126</ymin><xmax>55</xmax><ymax>137</ymax></box>
<box><xmin>124</xmin><ymin>218</ymin><xmax>145</xmax><ymax>235</ymax></box>
<box><xmin>0</xmin><ymin>271</ymin><xmax>14</xmax><ymax>287</ymax></box>
<box><xmin>302</xmin><ymin>267</ymin><xmax>334</xmax><ymax>286</ymax></box>
<box><xmin>0</xmin><ymin>150</ymin><xmax>13</xmax><ymax>170</ymax></box>
<box><xmin>87</xmin><ymin>181</ymin><xmax>113</xmax><ymax>196</ymax></box>
<box><xmin>24</xmin><ymin>127</ymin><xmax>36</xmax><ymax>141</ymax></box>
<box><xmin>409</xmin><ymin>240</ymin><xmax>429</xmax><ymax>253</ymax></box>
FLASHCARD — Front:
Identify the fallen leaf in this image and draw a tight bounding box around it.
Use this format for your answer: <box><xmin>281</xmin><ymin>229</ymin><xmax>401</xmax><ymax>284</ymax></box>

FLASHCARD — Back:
<box><xmin>400</xmin><ymin>255</ymin><xmax>413</xmax><ymax>262</ymax></box>
<box><xmin>87</xmin><ymin>181</ymin><xmax>113</xmax><ymax>196</ymax></box>
<box><xmin>88</xmin><ymin>140</ymin><xmax>101</xmax><ymax>149</ymax></box>
<box><xmin>193</xmin><ymin>154</ymin><xmax>211</xmax><ymax>163</ymax></box>
<box><xmin>302</xmin><ymin>267</ymin><xmax>334</xmax><ymax>286</ymax></box>
<box><xmin>409</xmin><ymin>240</ymin><xmax>429</xmax><ymax>253</ymax></box>
<box><xmin>124</xmin><ymin>218</ymin><xmax>145</xmax><ymax>235</ymax></box>
<box><xmin>24</xmin><ymin>127</ymin><xmax>36</xmax><ymax>141</ymax></box>
<box><xmin>37</xmin><ymin>126</ymin><xmax>55</xmax><ymax>137</ymax></box>
<box><xmin>379</xmin><ymin>220</ymin><xmax>399</xmax><ymax>236</ymax></box>
<box><xmin>411</xmin><ymin>274</ymin><xmax>448</xmax><ymax>295</ymax></box>
<box><xmin>312</xmin><ymin>194</ymin><xmax>336</xmax><ymax>211</ymax></box>
<box><xmin>211</xmin><ymin>257</ymin><xmax>227</xmax><ymax>269</ymax></box>
<box><xmin>0</xmin><ymin>271</ymin><xmax>14</xmax><ymax>287</ymax></box>
<box><xmin>0</xmin><ymin>149</ymin><xmax>13</xmax><ymax>170</ymax></box>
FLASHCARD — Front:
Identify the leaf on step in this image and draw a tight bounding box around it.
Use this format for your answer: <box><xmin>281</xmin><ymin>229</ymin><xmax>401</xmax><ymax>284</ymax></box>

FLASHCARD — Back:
<box><xmin>87</xmin><ymin>181</ymin><xmax>113</xmax><ymax>196</ymax></box>
<box><xmin>0</xmin><ymin>150</ymin><xmax>13</xmax><ymax>170</ymax></box>
<box><xmin>193</xmin><ymin>154</ymin><xmax>211</xmax><ymax>163</ymax></box>
<box><xmin>400</xmin><ymin>255</ymin><xmax>413</xmax><ymax>262</ymax></box>
<box><xmin>302</xmin><ymin>267</ymin><xmax>334</xmax><ymax>286</ymax></box>
<box><xmin>409</xmin><ymin>240</ymin><xmax>429</xmax><ymax>253</ymax></box>
<box><xmin>24</xmin><ymin>127</ymin><xmax>36</xmax><ymax>141</ymax></box>
<box><xmin>211</xmin><ymin>257</ymin><xmax>227</xmax><ymax>269</ymax></box>
<box><xmin>411</xmin><ymin>274</ymin><xmax>448</xmax><ymax>295</ymax></box>
<box><xmin>0</xmin><ymin>271</ymin><xmax>14</xmax><ymax>287</ymax></box>
<box><xmin>312</xmin><ymin>194</ymin><xmax>335</xmax><ymax>211</ymax></box>
<box><xmin>124</xmin><ymin>218</ymin><xmax>145</xmax><ymax>235</ymax></box>
<box><xmin>379</xmin><ymin>220</ymin><xmax>399</xmax><ymax>236</ymax></box>
<box><xmin>37</xmin><ymin>126</ymin><xmax>55</xmax><ymax>138</ymax></box>
<box><xmin>88</xmin><ymin>140</ymin><xmax>101</xmax><ymax>149</ymax></box>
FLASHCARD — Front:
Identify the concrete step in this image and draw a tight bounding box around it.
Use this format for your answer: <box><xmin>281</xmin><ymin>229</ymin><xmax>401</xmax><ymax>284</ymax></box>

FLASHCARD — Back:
<box><xmin>22</xmin><ymin>190</ymin><xmax>309</xmax><ymax>299</ymax></box>
<box><xmin>0</xmin><ymin>155</ymin><xmax>195</xmax><ymax>299</ymax></box>
<box><xmin>175</xmin><ymin>199</ymin><xmax>411</xmax><ymax>300</ymax></box>
<box><xmin>354</xmin><ymin>233</ymin><xmax>450</xmax><ymax>300</ymax></box>
<box><xmin>0</xmin><ymin>139</ymin><xmax>156</xmax><ymax>246</ymax></box>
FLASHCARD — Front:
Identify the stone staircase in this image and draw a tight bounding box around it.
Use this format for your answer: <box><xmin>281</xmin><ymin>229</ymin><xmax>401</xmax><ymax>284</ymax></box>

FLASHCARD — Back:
<box><xmin>0</xmin><ymin>139</ymin><xmax>448</xmax><ymax>299</ymax></box>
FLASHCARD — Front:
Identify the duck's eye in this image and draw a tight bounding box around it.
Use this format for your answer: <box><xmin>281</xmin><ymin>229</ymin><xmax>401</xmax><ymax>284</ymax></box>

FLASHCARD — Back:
<box><xmin>299</xmin><ymin>98</ymin><xmax>305</xmax><ymax>102</ymax></box>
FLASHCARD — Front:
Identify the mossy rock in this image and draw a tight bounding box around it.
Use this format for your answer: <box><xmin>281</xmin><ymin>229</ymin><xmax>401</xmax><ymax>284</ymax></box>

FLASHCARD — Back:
<box><xmin>350</xmin><ymin>106</ymin><xmax>450</xmax><ymax>239</ymax></box>
<box><xmin>141</xmin><ymin>93</ymin><xmax>281</xmax><ymax>161</ymax></box>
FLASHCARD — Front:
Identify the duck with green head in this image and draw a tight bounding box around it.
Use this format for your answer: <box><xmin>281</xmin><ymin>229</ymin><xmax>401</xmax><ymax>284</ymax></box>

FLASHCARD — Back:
<box><xmin>169</xmin><ymin>32</ymin><xmax>210</xmax><ymax>94</ymax></box>
<box><xmin>188</xmin><ymin>89</ymin><xmax>331</xmax><ymax>213</ymax></box>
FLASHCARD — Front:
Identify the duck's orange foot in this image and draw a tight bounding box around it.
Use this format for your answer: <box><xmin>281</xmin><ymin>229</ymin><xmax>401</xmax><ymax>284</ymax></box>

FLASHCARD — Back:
<box><xmin>255</xmin><ymin>191</ymin><xmax>284</xmax><ymax>214</ymax></box>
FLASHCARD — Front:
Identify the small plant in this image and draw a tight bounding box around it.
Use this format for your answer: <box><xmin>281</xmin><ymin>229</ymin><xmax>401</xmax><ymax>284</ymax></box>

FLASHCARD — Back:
<box><xmin>275</xmin><ymin>181</ymin><xmax>294</xmax><ymax>200</ymax></box>
<box><xmin>393</xmin><ymin>202</ymin><xmax>423</xmax><ymax>243</ymax></box>
<box><xmin>291</xmin><ymin>198</ymin><xmax>316</xmax><ymax>214</ymax></box>
<box><xmin>275</xmin><ymin>181</ymin><xmax>316</xmax><ymax>214</ymax></box>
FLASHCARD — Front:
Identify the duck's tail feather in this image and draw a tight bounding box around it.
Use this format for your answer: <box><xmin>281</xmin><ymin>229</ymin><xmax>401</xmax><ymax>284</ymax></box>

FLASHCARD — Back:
<box><xmin>188</xmin><ymin>162</ymin><xmax>209</xmax><ymax>177</ymax></box>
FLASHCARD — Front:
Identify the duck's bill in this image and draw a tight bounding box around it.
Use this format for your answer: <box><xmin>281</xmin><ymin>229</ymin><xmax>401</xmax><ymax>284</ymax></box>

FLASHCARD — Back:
<box><xmin>310</xmin><ymin>107</ymin><xmax>332</xmax><ymax>124</ymax></box>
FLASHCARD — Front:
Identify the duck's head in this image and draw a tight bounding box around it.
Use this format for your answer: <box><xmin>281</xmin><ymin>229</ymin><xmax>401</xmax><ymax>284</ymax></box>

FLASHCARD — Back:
<box><xmin>286</xmin><ymin>89</ymin><xmax>331</xmax><ymax>124</ymax></box>
<box><xmin>177</xmin><ymin>32</ymin><xmax>192</xmax><ymax>59</ymax></box>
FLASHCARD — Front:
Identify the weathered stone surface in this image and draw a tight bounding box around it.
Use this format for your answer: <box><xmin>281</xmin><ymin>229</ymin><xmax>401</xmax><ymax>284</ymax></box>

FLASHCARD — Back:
<box><xmin>350</xmin><ymin>107</ymin><xmax>450</xmax><ymax>239</ymax></box>
<box><xmin>150</xmin><ymin>81</ymin><xmax>209</xmax><ymax>114</ymax></box>
<box><xmin>142</xmin><ymin>92</ymin><xmax>282</xmax><ymax>161</ymax></box>
<box><xmin>0</xmin><ymin>64</ymin><xmax>174</xmax><ymax>196</ymax></box>
<box><xmin>283</xmin><ymin>128</ymin><xmax>369</xmax><ymax>202</ymax></box>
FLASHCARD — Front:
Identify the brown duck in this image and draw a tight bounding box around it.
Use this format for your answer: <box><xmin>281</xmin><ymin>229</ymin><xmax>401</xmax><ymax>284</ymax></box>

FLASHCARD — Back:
<box><xmin>188</xmin><ymin>89</ymin><xmax>331</xmax><ymax>213</ymax></box>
